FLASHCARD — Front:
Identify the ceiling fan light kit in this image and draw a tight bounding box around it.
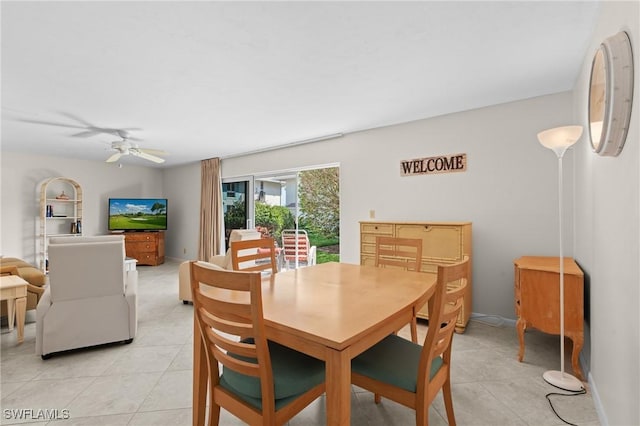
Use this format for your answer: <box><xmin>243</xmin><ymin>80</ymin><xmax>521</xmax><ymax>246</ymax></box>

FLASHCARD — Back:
<box><xmin>107</xmin><ymin>139</ymin><xmax>166</xmax><ymax>164</ymax></box>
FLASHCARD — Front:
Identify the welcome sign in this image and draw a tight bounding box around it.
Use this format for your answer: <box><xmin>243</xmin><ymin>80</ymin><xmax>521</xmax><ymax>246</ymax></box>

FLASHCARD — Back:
<box><xmin>400</xmin><ymin>153</ymin><xmax>467</xmax><ymax>176</ymax></box>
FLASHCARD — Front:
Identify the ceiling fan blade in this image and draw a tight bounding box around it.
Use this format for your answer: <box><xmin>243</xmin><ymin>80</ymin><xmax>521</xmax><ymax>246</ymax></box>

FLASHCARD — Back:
<box><xmin>74</xmin><ymin>127</ymin><xmax>144</xmax><ymax>139</ymax></box>
<box><xmin>130</xmin><ymin>149</ymin><xmax>165</xmax><ymax>164</ymax></box>
<box><xmin>139</xmin><ymin>148</ymin><xmax>167</xmax><ymax>156</ymax></box>
<box><xmin>106</xmin><ymin>152</ymin><xmax>123</xmax><ymax>163</ymax></box>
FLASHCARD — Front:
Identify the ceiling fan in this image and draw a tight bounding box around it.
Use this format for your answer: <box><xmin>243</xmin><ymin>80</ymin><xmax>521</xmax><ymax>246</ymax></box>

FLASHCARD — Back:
<box><xmin>106</xmin><ymin>138</ymin><xmax>166</xmax><ymax>164</ymax></box>
<box><xmin>14</xmin><ymin>112</ymin><xmax>166</xmax><ymax>164</ymax></box>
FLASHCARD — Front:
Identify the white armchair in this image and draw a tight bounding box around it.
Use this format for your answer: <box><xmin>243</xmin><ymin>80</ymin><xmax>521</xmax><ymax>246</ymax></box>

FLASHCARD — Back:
<box><xmin>36</xmin><ymin>235</ymin><xmax>137</xmax><ymax>359</ymax></box>
<box><xmin>178</xmin><ymin>229</ymin><xmax>262</xmax><ymax>303</ymax></box>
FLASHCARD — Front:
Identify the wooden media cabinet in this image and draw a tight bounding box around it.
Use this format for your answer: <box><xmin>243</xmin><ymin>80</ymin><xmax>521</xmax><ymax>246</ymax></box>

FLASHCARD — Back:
<box><xmin>124</xmin><ymin>231</ymin><xmax>165</xmax><ymax>266</ymax></box>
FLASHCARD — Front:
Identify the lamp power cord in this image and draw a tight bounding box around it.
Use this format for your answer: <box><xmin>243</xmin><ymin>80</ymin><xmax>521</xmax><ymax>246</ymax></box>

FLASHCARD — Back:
<box><xmin>545</xmin><ymin>387</ymin><xmax>587</xmax><ymax>426</ymax></box>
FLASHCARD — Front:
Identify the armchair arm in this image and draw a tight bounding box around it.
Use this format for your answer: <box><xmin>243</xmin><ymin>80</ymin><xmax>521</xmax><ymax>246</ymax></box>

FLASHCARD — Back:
<box><xmin>124</xmin><ymin>270</ymin><xmax>138</xmax><ymax>338</ymax></box>
<box><xmin>309</xmin><ymin>246</ymin><xmax>317</xmax><ymax>266</ymax></box>
<box><xmin>35</xmin><ymin>287</ymin><xmax>52</xmax><ymax>355</ymax></box>
<box><xmin>125</xmin><ymin>270</ymin><xmax>138</xmax><ymax>297</ymax></box>
<box><xmin>27</xmin><ymin>283</ymin><xmax>45</xmax><ymax>296</ymax></box>
<box><xmin>0</xmin><ymin>265</ymin><xmax>20</xmax><ymax>276</ymax></box>
<box><xmin>1</xmin><ymin>265</ymin><xmax>44</xmax><ymax>297</ymax></box>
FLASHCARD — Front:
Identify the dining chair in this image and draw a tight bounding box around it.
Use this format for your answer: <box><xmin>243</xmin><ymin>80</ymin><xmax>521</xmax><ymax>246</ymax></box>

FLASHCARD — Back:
<box><xmin>230</xmin><ymin>236</ymin><xmax>278</xmax><ymax>274</ymax></box>
<box><xmin>189</xmin><ymin>261</ymin><xmax>325</xmax><ymax>425</ymax></box>
<box><xmin>375</xmin><ymin>236</ymin><xmax>423</xmax><ymax>343</ymax></box>
<box><xmin>351</xmin><ymin>257</ymin><xmax>469</xmax><ymax>426</ymax></box>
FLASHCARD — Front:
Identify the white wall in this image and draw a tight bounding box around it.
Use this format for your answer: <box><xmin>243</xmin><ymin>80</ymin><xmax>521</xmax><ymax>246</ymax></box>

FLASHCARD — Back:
<box><xmin>0</xmin><ymin>152</ymin><xmax>163</xmax><ymax>265</ymax></box>
<box><xmin>162</xmin><ymin>161</ymin><xmax>201</xmax><ymax>260</ymax></box>
<box><xmin>572</xmin><ymin>2</ymin><xmax>639</xmax><ymax>425</ymax></box>
<box><xmin>221</xmin><ymin>93</ymin><xmax>575</xmax><ymax>319</ymax></box>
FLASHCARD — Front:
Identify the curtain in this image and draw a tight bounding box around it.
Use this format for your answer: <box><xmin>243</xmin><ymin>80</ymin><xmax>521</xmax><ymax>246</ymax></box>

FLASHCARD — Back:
<box><xmin>198</xmin><ymin>158</ymin><xmax>223</xmax><ymax>261</ymax></box>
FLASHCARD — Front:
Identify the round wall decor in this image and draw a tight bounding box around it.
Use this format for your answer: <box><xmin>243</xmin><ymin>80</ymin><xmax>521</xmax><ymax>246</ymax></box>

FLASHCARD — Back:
<box><xmin>588</xmin><ymin>31</ymin><xmax>634</xmax><ymax>157</ymax></box>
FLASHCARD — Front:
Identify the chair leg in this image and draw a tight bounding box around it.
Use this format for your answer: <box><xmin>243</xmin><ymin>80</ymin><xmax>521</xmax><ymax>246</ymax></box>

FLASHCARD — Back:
<box><xmin>207</xmin><ymin>394</ymin><xmax>220</xmax><ymax>426</ymax></box>
<box><xmin>410</xmin><ymin>316</ymin><xmax>418</xmax><ymax>343</ymax></box>
<box><xmin>442</xmin><ymin>380</ymin><xmax>457</xmax><ymax>426</ymax></box>
<box><xmin>415</xmin><ymin>405</ymin><xmax>428</xmax><ymax>426</ymax></box>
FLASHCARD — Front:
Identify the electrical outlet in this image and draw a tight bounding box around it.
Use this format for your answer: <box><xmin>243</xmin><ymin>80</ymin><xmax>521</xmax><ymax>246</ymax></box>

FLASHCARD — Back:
<box><xmin>183</xmin><ymin>248</ymin><xmax>187</xmax><ymax>254</ymax></box>
<box><xmin>369</xmin><ymin>210</ymin><xmax>375</xmax><ymax>219</ymax></box>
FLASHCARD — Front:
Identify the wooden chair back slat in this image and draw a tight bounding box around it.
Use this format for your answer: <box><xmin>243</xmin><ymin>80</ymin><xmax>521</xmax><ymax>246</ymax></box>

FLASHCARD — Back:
<box><xmin>190</xmin><ymin>261</ymin><xmax>268</xmax><ymax>373</ymax></box>
<box><xmin>421</xmin><ymin>257</ymin><xmax>469</xmax><ymax>377</ymax></box>
<box><xmin>230</xmin><ymin>237</ymin><xmax>278</xmax><ymax>274</ymax></box>
<box><xmin>375</xmin><ymin>236</ymin><xmax>423</xmax><ymax>272</ymax></box>
<box><xmin>374</xmin><ymin>236</ymin><xmax>423</xmax><ymax>343</ymax></box>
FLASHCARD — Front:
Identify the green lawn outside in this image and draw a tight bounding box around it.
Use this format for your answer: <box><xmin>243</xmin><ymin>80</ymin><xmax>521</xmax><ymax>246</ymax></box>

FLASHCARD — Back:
<box><xmin>308</xmin><ymin>232</ymin><xmax>340</xmax><ymax>264</ymax></box>
<box><xmin>317</xmin><ymin>251</ymin><xmax>340</xmax><ymax>264</ymax></box>
<box><xmin>308</xmin><ymin>233</ymin><xmax>338</xmax><ymax>247</ymax></box>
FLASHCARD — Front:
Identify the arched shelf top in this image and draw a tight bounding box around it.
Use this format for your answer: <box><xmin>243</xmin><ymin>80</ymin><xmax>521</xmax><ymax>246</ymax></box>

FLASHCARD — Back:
<box><xmin>40</xmin><ymin>176</ymin><xmax>82</xmax><ymax>200</ymax></box>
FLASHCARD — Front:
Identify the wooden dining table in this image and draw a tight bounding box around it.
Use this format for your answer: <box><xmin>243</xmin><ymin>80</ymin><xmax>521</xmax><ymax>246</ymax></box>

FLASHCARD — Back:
<box><xmin>192</xmin><ymin>262</ymin><xmax>437</xmax><ymax>425</ymax></box>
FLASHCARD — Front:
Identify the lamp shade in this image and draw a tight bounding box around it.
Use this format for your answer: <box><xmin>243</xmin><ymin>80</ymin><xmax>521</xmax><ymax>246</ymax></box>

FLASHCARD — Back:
<box><xmin>537</xmin><ymin>126</ymin><xmax>583</xmax><ymax>157</ymax></box>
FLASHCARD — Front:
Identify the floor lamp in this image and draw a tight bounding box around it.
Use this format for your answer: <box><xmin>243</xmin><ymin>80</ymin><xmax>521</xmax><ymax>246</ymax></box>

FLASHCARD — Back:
<box><xmin>537</xmin><ymin>125</ymin><xmax>585</xmax><ymax>392</ymax></box>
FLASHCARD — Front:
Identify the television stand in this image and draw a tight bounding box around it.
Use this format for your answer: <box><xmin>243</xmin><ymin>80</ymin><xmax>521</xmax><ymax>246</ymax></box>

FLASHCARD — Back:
<box><xmin>124</xmin><ymin>231</ymin><xmax>165</xmax><ymax>266</ymax></box>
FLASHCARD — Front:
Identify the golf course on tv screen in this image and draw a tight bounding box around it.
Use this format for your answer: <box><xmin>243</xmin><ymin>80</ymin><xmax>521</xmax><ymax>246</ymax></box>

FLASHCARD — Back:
<box><xmin>109</xmin><ymin>198</ymin><xmax>167</xmax><ymax>231</ymax></box>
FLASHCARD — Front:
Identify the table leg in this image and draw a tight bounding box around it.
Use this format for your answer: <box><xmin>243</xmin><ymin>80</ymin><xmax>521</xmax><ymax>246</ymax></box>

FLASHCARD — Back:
<box><xmin>7</xmin><ymin>298</ymin><xmax>15</xmax><ymax>331</ymax></box>
<box><xmin>14</xmin><ymin>296</ymin><xmax>26</xmax><ymax>343</ymax></box>
<box><xmin>569</xmin><ymin>333</ymin><xmax>585</xmax><ymax>381</ymax></box>
<box><xmin>326</xmin><ymin>348</ymin><xmax>351</xmax><ymax>426</ymax></box>
<box><xmin>516</xmin><ymin>317</ymin><xmax>526</xmax><ymax>362</ymax></box>
<box><xmin>193</xmin><ymin>313</ymin><xmax>207</xmax><ymax>426</ymax></box>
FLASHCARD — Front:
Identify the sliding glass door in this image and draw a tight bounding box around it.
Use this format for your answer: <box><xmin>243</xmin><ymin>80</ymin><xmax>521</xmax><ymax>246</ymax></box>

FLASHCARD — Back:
<box><xmin>223</xmin><ymin>166</ymin><xmax>340</xmax><ymax>268</ymax></box>
<box><xmin>221</xmin><ymin>177</ymin><xmax>254</xmax><ymax>250</ymax></box>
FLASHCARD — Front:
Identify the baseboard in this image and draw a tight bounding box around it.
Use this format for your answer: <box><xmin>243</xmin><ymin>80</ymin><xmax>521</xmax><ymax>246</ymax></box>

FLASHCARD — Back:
<box><xmin>588</xmin><ymin>371</ymin><xmax>608</xmax><ymax>426</ymax></box>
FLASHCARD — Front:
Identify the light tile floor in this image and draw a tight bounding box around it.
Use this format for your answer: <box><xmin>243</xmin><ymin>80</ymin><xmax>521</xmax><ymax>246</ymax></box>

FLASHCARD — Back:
<box><xmin>1</xmin><ymin>260</ymin><xmax>600</xmax><ymax>425</ymax></box>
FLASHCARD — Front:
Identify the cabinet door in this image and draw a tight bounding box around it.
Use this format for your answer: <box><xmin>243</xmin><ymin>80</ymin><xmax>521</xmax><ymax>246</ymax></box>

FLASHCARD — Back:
<box><xmin>360</xmin><ymin>222</ymin><xmax>393</xmax><ymax>265</ymax></box>
<box><xmin>396</xmin><ymin>224</ymin><xmax>464</xmax><ymax>261</ymax></box>
<box><xmin>519</xmin><ymin>268</ymin><xmax>583</xmax><ymax>334</ymax></box>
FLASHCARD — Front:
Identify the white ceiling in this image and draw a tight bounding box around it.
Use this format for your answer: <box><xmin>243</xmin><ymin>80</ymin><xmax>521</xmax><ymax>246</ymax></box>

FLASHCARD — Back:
<box><xmin>1</xmin><ymin>1</ymin><xmax>600</xmax><ymax>168</ymax></box>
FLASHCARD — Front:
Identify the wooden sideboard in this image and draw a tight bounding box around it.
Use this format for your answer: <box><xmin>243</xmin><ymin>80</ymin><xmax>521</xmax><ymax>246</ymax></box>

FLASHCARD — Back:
<box><xmin>360</xmin><ymin>221</ymin><xmax>472</xmax><ymax>333</ymax></box>
<box><xmin>514</xmin><ymin>256</ymin><xmax>584</xmax><ymax>381</ymax></box>
<box><xmin>124</xmin><ymin>232</ymin><xmax>165</xmax><ymax>266</ymax></box>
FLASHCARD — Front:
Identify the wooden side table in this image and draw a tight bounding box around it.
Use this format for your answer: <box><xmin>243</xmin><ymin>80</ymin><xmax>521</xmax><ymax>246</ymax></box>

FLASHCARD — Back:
<box><xmin>514</xmin><ymin>256</ymin><xmax>584</xmax><ymax>381</ymax></box>
<box><xmin>0</xmin><ymin>275</ymin><xmax>28</xmax><ymax>343</ymax></box>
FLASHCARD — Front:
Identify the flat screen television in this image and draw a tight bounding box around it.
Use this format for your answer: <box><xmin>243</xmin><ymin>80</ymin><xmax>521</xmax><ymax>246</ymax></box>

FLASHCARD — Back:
<box><xmin>108</xmin><ymin>198</ymin><xmax>168</xmax><ymax>231</ymax></box>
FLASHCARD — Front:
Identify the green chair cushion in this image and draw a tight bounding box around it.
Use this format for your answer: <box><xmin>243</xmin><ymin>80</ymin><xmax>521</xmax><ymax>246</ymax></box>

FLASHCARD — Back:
<box><xmin>352</xmin><ymin>334</ymin><xmax>443</xmax><ymax>393</ymax></box>
<box><xmin>222</xmin><ymin>339</ymin><xmax>325</xmax><ymax>402</ymax></box>
<box><xmin>219</xmin><ymin>375</ymin><xmax>303</xmax><ymax>411</ymax></box>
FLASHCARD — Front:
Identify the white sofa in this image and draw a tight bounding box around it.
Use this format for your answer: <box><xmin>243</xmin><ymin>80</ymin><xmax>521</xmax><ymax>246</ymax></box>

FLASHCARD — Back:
<box><xmin>36</xmin><ymin>235</ymin><xmax>137</xmax><ymax>359</ymax></box>
<box><xmin>178</xmin><ymin>229</ymin><xmax>261</xmax><ymax>303</ymax></box>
